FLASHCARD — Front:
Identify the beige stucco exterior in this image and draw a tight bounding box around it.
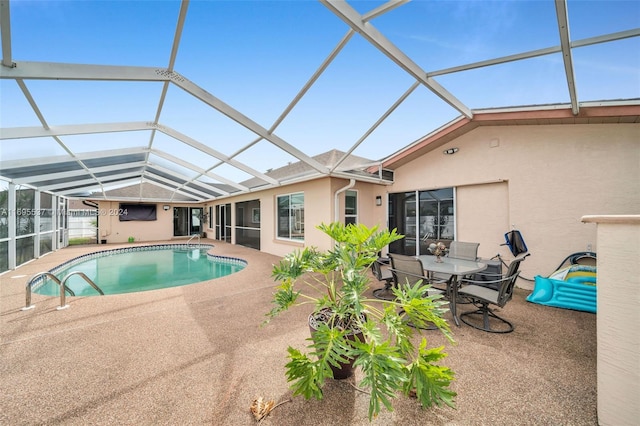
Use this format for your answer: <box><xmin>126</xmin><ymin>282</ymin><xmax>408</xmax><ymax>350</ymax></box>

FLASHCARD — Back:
<box><xmin>95</xmin><ymin>121</ymin><xmax>638</xmax><ymax>286</ymax></box>
<box><xmin>94</xmin><ymin>177</ymin><xmax>389</xmax><ymax>258</ymax></box>
<box><xmin>388</xmin><ymin>123</ymin><xmax>639</xmax><ymax>285</ymax></box>
<box><xmin>95</xmin><ymin>201</ymin><xmax>196</xmax><ymax>243</ymax></box>
<box><xmin>202</xmin><ymin>177</ymin><xmax>389</xmax><ymax>258</ymax></box>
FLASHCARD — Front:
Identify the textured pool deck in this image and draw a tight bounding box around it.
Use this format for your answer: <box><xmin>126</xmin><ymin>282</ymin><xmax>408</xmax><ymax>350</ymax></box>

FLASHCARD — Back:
<box><xmin>1</xmin><ymin>240</ymin><xmax>597</xmax><ymax>425</ymax></box>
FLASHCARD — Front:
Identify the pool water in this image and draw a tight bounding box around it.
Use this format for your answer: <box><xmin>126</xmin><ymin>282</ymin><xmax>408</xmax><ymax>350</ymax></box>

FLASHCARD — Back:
<box><xmin>34</xmin><ymin>245</ymin><xmax>245</xmax><ymax>296</ymax></box>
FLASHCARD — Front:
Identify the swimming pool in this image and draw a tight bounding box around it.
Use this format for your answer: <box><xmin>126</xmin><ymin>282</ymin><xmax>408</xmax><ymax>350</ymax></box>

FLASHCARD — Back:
<box><xmin>33</xmin><ymin>244</ymin><xmax>246</xmax><ymax>296</ymax></box>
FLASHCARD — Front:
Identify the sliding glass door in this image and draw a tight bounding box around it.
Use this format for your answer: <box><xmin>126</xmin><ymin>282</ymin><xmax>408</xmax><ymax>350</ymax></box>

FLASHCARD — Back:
<box><xmin>173</xmin><ymin>207</ymin><xmax>203</xmax><ymax>237</ymax></box>
<box><xmin>215</xmin><ymin>203</ymin><xmax>231</xmax><ymax>243</ymax></box>
<box><xmin>388</xmin><ymin>188</ymin><xmax>454</xmax><ymax>256</ymax></box>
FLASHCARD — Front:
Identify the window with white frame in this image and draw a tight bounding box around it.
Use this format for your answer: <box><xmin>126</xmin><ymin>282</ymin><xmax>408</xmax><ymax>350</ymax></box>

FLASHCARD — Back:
<box><xmin>345</xmin><ymin>189</ymin><xmax>357</xmax><ymax>225</ymax></box>
<box><xmin>277</xmin><ymin>192</ymin><xmax>304</xmax><ymax>241</ymax></box>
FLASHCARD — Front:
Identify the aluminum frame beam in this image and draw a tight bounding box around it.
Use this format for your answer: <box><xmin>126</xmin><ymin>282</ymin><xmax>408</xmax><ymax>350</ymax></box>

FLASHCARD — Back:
<box><xmin>320</xmin><ymin>0</ymin><xmax>473</xmax><ymax>119</ymax></box>
<box><xmin>555</xmin><ymin>0</ymin><xmax>579</xmax><ymax>115</ymax></box>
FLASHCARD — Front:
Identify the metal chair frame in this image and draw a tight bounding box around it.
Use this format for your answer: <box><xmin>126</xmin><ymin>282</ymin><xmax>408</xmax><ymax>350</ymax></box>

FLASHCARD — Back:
<box><xmin>387</xmin><ymin>253</ymin><xmax>443</xmax><ymax>330</ymax></box>
<box><xmin>371</xmin><ymin>258</ymin><xmax>395</xmax><ymax>301</ymax></box>
<box><xmin>457</xmin><ymin>255</ymin><xmax>527</xmax><ymax>333</ymax></box>
<box><xmin>388</xmin><ymin>254</ymin><xmax>433</xmax><ymax>290</ymax></box>
<box><xmin>447</xmin><ymin>241</ymin><xmax>480</xmax><ymax>261</ymax></box>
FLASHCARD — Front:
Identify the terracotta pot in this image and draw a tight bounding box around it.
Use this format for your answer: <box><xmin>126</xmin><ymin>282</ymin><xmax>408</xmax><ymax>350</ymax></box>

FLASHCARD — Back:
<box><xmin>308</xmin><ymin>309</ymin><xmax>364</xmax><ymax>380</ymax></box>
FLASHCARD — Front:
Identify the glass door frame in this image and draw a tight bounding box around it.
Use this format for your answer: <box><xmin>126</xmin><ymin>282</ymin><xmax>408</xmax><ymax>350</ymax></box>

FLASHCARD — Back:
<box><xmin>388</xmin><ymin>188</ymin><xmax>455</xmax><ymax>256</ymax></box>
<box><xmin>173</xmin><ymin>206</ymin><xmax>204</xmax><ymax>237</ymax></box>
<box><xmin>215</xmin><ymin>203</ymin><xmax>231</xmax><ymax>243</ymax></box>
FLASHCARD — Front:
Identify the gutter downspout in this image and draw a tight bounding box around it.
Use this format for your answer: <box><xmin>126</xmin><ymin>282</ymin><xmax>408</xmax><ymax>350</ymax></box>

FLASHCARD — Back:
<box><xmin>334</xmin><ymin>179</ymin><xmax>356</xmax><ymax>223</ymax></box>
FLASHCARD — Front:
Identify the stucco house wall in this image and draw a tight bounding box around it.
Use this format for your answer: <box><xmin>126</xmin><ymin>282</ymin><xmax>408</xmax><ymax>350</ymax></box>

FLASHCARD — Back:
<box><xmin>92</xmin><ymin>120</ymin><xmax>638</xmax><ymax>285</ymax></box>
<box><xmin>93</xmin><ymin>176</ymin><xmax>387</xmax><ymax>258</ymax></box>
<box><xmin>203</xmin><ymin>177</ymin><xmax>388</xmax><ymax>258</ymax></box>
<box><xmin>206</xmin><ymin>178</ymin><xmax>335</xmax><ymax>258</ymax></box>
<box><xmin>388</xmin><ymin>123</ymin><xmax>639</xmax><ymax>283</ymax></box>
<box><xmin>95</xmin><ymin>201</ymin><xmax>196</xmax><ymax>243</ymax></box>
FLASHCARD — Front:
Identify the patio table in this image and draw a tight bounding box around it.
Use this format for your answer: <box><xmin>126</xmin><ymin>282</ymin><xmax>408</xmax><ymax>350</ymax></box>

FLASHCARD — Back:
<box><xmin>417</xmin><ymin>256</ymin><xmax>487</xmax><ymax>327</ymax></box>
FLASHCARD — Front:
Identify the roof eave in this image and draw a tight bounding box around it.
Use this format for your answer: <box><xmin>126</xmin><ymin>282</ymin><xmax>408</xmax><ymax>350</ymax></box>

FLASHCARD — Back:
<box><xmin>380</xmin><ymin>102</ymin><xmax>640</xmax><ymax>170</ymax></box>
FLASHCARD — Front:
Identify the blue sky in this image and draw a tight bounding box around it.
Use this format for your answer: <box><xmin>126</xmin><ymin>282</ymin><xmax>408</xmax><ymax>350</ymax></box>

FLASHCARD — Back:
<box><xmin>1</xmin><ymin>0</ymin><xmax>639</xmax><ymax>185</ymax></box>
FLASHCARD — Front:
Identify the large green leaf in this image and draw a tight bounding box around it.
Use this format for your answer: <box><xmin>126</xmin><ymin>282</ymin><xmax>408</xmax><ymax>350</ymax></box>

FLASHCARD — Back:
<box><xmin>264</xmin><ymin>279</ymin><xmax>300</xmax><ymax>320</ymax></box>
<box><xmin>404</xmin><ymin>339</ymin><xmax>457</xmax><ymax>409</ymax></box>
<box><xmin>285</xmin><ymin>347</ymin><xmax>327</xmax><ymax>400</ymax></box>
<box><xmin>352</xmin><ymin>339</ymin><xmax>408</xmax><ymax>421</ymax></box>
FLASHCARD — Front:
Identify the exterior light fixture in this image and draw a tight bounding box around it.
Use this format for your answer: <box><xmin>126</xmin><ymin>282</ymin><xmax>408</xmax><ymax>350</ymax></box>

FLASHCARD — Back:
<box><xmin>443</xmin><ymin>148</ymin><xmax>459</xmax><ymax>155</ymax></box>
<box><xmin>163</xmin><ymin>205</ymin><xmax>170</xmax><ymax>211</ymax></box>
<box><xmin>375</xmin><ymin>196</ymin><xmax>382</xmax><ymax>206</ymax></box>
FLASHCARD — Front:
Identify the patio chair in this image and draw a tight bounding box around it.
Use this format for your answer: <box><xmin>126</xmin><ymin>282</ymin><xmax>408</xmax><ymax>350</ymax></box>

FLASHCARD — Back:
<box><xmin>448</xmin><ymin>241</ymin><xmax>480</xmax><ymax>261</ymax></box>
<box><xmin>431</xmin><ymin>241</ymin><xmax>480</xmax><ymax>291</ymax></box>
<box><xmin>384</xmin><ymin>254</ymin><xmax>444</xmax><ymax>298</ymax></box>
<box><xmin>389</xmin><ymin>254</ymin><xmax>429</xmax><ymax>287</ymax></box>
<box><xmin>389</xmin><ymin>253</ymin><xmax>444</xmax><ymax>329</ymax></box>
<box><xmin>372</xmin><ymin>258</ymin><xmax>395</xmax><ymax>301</ymax></box>
<box><xmin>457</xmin><ymin>254</ymin><xmax>527</xmax><ymax>333</ymax></box>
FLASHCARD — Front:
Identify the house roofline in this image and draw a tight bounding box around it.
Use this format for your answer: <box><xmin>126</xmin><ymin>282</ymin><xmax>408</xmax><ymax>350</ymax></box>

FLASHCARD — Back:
<box><xmin>378</xmin><ymin>102</ymin><xmax>640</xmax><ymax>170</ymax></box>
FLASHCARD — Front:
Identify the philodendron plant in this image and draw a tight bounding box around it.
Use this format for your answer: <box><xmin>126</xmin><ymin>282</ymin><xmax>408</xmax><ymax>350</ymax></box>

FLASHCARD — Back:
<box><xmin>265</xmin><ymin>222</ymin><xmax>456</xmax><ymax>421</ymax></box>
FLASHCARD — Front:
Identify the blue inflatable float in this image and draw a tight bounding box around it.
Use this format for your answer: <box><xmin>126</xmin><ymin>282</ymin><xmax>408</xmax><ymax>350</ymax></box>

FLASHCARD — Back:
<box><xmin>527</xmin><ymin>264</ymin><xmax>597</xmax><ymax>313</ymax></box>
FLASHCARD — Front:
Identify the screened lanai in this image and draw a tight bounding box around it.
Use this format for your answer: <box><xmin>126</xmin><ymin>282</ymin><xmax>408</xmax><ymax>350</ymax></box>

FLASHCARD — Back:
<box><xmin>1</xmin><ymin>0</ymin><xmax>639</xmax><ymax>271</ymax></box>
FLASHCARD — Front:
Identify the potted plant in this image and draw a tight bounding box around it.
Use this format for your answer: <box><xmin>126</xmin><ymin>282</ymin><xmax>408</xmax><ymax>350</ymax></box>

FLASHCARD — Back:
<box><xmin>265</xmin><ymin>222</ymin><xmax>456</xmax><ymax>421</ymax></box>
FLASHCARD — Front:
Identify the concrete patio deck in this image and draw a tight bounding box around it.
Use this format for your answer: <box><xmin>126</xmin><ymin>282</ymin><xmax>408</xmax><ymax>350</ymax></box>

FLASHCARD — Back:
<box><xmin>1</xmin><ymin>240</ymin><xmax>597</xmax><ymax>425</ymax></box>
